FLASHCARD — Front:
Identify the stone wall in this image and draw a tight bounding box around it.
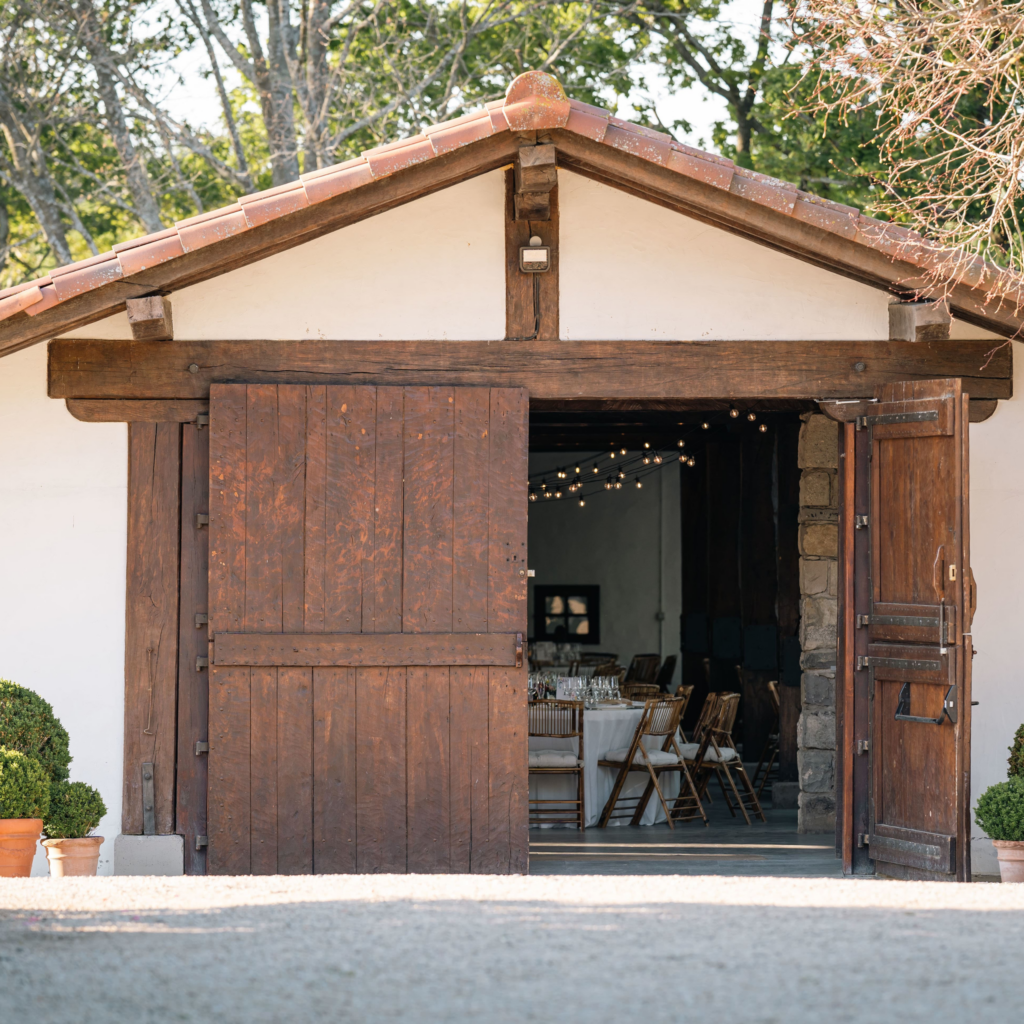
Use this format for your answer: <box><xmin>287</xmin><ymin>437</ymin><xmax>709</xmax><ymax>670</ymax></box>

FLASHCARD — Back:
<box><xmin>796</xmin><ymin>414</ymin><xmax>839</xmax><ymax>833</ymax></box>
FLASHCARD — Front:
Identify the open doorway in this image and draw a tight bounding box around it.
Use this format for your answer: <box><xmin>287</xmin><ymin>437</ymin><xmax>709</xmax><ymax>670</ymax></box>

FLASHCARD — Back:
<box><xmin>525</xmin><ymin>402</ymin><xmax>840</xmax><ymax>875</ymax></box>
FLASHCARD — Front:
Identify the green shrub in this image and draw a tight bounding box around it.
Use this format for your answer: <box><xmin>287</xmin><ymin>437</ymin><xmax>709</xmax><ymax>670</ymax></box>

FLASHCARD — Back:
<box><xmin>0</xmin><ymin>680</ymin><xmax>71</xmax><ymax>781</ymax></box>
<box><xmin>0</xmin><ymin>746</ymin><xmax>51</xmax><ymax>819</ymax></box>
<box><xmin>43</xmin><ymin>780</ymin><xmax>107</xmax><ymax>839</ymax></box>
<box><xmin>975</xmin><ymin>776</ymin><xmax>1024</xmax><ymax>842</ymax></box>
<box><xmin>1009</xmin><ymin>724</ymin><xmax>1024</xmax><ymax>778</ymax></box>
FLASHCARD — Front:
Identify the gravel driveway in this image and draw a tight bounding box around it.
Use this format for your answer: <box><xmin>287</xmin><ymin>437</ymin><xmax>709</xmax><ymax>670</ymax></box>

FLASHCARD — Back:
<box><xmin>2</xmin><ymin>875</ymin><xmax>1022</xmax><ymax>1023</ymax></box>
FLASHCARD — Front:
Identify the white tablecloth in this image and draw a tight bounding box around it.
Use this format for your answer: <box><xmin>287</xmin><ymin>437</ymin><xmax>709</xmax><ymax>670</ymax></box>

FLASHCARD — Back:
<box><xmin>529</xmin><ymin>706</ymin><xmax>682</xmax><ymax>827</ymax></box>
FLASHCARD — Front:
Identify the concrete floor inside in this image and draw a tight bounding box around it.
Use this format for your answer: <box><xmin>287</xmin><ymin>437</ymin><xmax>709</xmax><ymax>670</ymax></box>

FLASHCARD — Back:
<box><xmin>530</xmin><ymin>801</ymin><xmax>843</xmax><ymax>877</ymax></box>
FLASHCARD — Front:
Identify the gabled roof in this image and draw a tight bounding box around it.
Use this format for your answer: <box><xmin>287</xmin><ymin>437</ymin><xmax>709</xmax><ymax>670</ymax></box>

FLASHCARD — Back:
<box><xmin>1</xmin><ymin>70</ymin><xmax>1021</xmax><ymax>354</ymax></box>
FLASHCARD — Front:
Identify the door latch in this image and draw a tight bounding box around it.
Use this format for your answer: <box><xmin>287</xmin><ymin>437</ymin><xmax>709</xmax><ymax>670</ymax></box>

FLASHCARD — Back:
<box><xmin>195</xmin><ymin>612</ymin><xmax>208</xmax><ymax>628</ymax></box>
<box><xmin>855</xmin><ymin>515</ymin><xmax>869</xmax><ymax>529</ymax></box>
<box><xmin>195</xmin><ymin>836</ymin><xmax>209</xmax><ymax>850</ymax></box>
<box><xmin>196</xmin><ymin>656</ymin><xmax>209</xmax><ymax>671</ymax></box>
<box><xmin>857</xmin><ymin>739</ymin><xmax>869</xmax><ymax>755</ymax></box>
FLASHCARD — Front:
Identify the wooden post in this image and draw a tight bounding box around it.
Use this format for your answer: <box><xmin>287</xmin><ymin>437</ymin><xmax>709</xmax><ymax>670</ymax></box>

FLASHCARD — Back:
<box><xmin>126</xmin><ymin>296</ymin><xmax>174</xmax><ymax>341</ymax></box>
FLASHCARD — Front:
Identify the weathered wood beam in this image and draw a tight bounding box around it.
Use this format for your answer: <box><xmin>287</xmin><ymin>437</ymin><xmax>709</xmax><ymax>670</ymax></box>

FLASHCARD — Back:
<box><xmin>126</xmin><ymin>296</ymin><xmax>173</xmax><ymax>341</ymax></box>
<box><xmin>888</xmin><ymin>301</ymin><xmax>951</xmax><ymax>342</ymax></box>
<box><xmin>505</xmin><ymin>170</ymin><xmax>559</xmax><ymax>341</ymax></box>
<box><xmin>48</xmin><ymin>337</ymin><xmax>1013</xmax><ymax>402</ymax></box>
<box><xmin>514</xmin><ymin>143</ymin><xmax>556</xmax><ymax>220</ymax></box>
<box><xmin>67</xmin><ymin>398</ymin><xmax>208</xmax><ymax>422</ymax></box>
<box><xmin>820</xmin><ymin>396</ymin><xmax>1000</xmax><ymax>423</ymax></box>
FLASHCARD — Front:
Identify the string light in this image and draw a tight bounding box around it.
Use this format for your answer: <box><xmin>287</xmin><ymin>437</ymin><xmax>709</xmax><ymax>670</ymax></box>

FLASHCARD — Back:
<box><xmin>653</xmin><ymin>453</ymin><xmax>662</xmax><ymax>465</ymax></box>
<box><xmin>701</xmin><ymin>421</ymin><xmax>710</xmax><ymax>430</ymax></box>
<box><xmin>614</xmin><ymin>480</ymin><xmax>623</xmax><ymax>490</ymax></box>
<box><xmin>747</xmin><ymin>412</ymin><xmax>756</xmax><ymax>422</ymax></box>
<box><xmin>574</xmin><ymin>465</ymin><xmax>581</xmax><ymax>474</ymax></box>
<box><xmin>643</xmin><ymin>442</ymin><xmax>651</xmax><ymax>449</ymax></box>
<box><xmin>642</xmin><ymin>454</ymin><xmax>651</xmax><ymax>465</ymax></box>
<box><xmin>618</xmin><ymin>469</ymin><xmax>625</xmax><ymax>480</ymax></box>
<box><xmin>557</xmin><ymin>468</ymin><xmax>567</xmax><ymax>479</ymax></box>
<box><xmin>729</xmin><ymin>408</ymin><xmax>739</xmax><ymax>419</ymax></box>
<box><xmin>634</xmin><ymin>477</ymin><xmax>642</xmax><ymax>489</ymax></box>
<box><xmin>677</xmin><ymin>440</ymin><xmax>685</xmax><ymax>448</ymax></box>
<box><xmin>609</xmin><ymin>451</ymin><xmax>616</xmax><ymax>460</ymax></box>
<box><xmin>578</xmin><ymin>498</ymin><xmax>586</xmax><ymax>508</ymax></box>
<box><xmin>592</xmin><ymin>463</ymin><xmax>600</xmax><ymax>474</ymax></box>
<box><xmin>620</xmin><ymin>447</ymin><xmax>627</xmax><ymax>455</ymax></box>
<box><xmin>688</xmin><ymin>457</ymin><xmax>696</xmax><ymax>467</ymax></box>
<box><xmin>529</xmin><ymin>491</ymin><xmax>538</xmax><ymax>501</ymax></box>
<box><xmin>759</xmin><ymin>423</ymin><xmax>768</xmax><ymax>433</ymax></box>
<box><xmin>605</xmin><ymin>477</ymin><xmax>613</xmax><ymax>490</ymax></box>
<box><xmin>555</xmin><ymin>488</ymin><xmax>563</xmax><ymax>499</ymax></box>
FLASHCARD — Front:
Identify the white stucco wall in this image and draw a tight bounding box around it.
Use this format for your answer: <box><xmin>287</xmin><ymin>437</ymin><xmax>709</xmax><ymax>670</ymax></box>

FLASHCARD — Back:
<box><xmin>527</xmin><ymin>454</ymin><xmax>682</xmax><ymax>687</ymax></box>
<box><xmin>968</xmin><ymin>349</ymin><xmax>1024</xmax><ymax>875</ymax></box>
<box><xmin>0</xmin><ymin>344</ymin><xmax>126</xmax><ymax>875</ymax></box>
<box><xmin>559</xmin><ymin>169</ymin><xmax>892</xmax><ymax>341</ymax></box>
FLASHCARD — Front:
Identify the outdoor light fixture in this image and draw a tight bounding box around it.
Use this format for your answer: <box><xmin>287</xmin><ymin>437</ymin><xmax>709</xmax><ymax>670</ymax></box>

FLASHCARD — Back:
<box><xmin>519</xmin><ymin>235</ymin><xmax>550</xmax><ymax>272</ymax></box>
<box><xmin>747</xmin><ymin>412</ymin><xmax>757</xmax><ymax>421</ymax></box>
<box><xmin>759</xmin><ymin>423</ymin><xmax>768</xmax><ymax>433</ymax></box>
<box><xmin>729</xmin><ymin>408</ymin><xmax>739</xmax><ymax>418</ymax></box>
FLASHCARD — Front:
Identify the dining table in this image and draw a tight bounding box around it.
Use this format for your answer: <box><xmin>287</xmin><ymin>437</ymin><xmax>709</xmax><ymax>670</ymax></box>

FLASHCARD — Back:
<box><xmin>528</xmin><ymin>704</ymin><xmax>683</xmax><ymax>827</ymax></box>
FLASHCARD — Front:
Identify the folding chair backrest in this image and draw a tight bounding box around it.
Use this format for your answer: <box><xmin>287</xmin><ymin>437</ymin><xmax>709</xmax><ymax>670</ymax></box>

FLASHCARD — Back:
<box><xmin>625</xmin><ymin>654</ymin><xmax>661</xmax><ymax>683</ymax></box>
<box><xmin>653</xmin><ymin>654</ymin><xmax>678</xmax><ymax>691</ymax></box>
<box><xmin>767</xmin><ymin>679</ymin><xmax>780</xmax><ymax>715</ymax></box>
<box><xmin>592</xmin><ymin>661</ymin><xmax>619</xmax><ymax>678</ymax></box>
<box><xmin>674</xmin><ymin>684</ymin><xmax>695</xmax><ymax>721</ymax></box>
<box><xmin>691</xmin><ymin>692</ymin><xmax>721</xmax><ymax>742</ymax></box>
<box><xmin>713</xmin><ymin>692</ymin><xmax>741</xmax><ymax>742</ymax></box>
<box><xmin>642</xmin><ymin>696</ymin><xmax>684</xmax><ymax>738</ymax></box>
<box><xmin>528</xmin><ymin>700</ymin><xmax>583</xmax><ymax>739</ymax></box>
<box><xmin>622</xmin><ymin>682</ymin><xmax>659</xmax><ymax>702</ymax></box>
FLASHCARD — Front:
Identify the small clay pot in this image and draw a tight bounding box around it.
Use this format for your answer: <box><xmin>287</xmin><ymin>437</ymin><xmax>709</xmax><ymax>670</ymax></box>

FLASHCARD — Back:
<box><xmin>993</xmin><ymin>840</ymin><xmax>1024</xmax><ymax>883</ymax></box>
<box><xmin>0</xmin><ymin>818</ymin><xmax>44</xmax><ymax>877</ymax></box>
<box><xmin>42</xmin><ymin>836</ymin><xmax>105</xmax><ymax>877</ymax></box>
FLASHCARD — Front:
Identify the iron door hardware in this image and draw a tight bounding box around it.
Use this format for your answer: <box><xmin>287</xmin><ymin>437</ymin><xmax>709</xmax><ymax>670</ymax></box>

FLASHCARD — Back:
<box><xmin>858</xmin><ymin>409</ymin><xmax>939</xmax><ymax>428</ymax></box>
<box><xmin>195</xmin><ymin>835</ymin><xmax>209</xmax><ymax>850</ymax></box>
<box><xmin>195</xmin><ymin>613</ymin><xmax>208</xmax><ymax>628</ymax></box>
<box><xmin>142</xmin><ymin>762</ymin><xmax>155</xmax><ymax>835</ymax></box>
<box><xmin>895</xmin><ymin>682</ymin><xmax>957</xmax><ymax>725</ymax></box>
<box><xmin>515</xmin><ymin>632</ymin><xmax>524</xmax><ymax>668</ymax></box>
<box><xmin>196</xmin><ymin>656</ymin><xmax>209</xmax><ymax>671</ymax></box>
<box><xmin>855</xmin><ymin>515</ymin><xmax>869</xmax><ymax>529</ymax></box>
<box><xmin>858</xmin><ymin>739</ymin><xmax>869</xmax><ymax>754</ymax></box>
<box><xmin>858</xmin><ymin>655</ymin><xmax>942</xmax><ymax>671</ymax></box>
<box><xmin>196</xmin><ymin>513</ymin><xmax>209</xmax><ymax>528</ymax></box>
<box><xmin>195</xmin><ymin>413</ymin><xmax>209</xmax><ymax>428</ymax></box>
<box><xmin>195</xmin><ymin>740</ymin><xmax>209</xmax><ymax>755</ymax></box>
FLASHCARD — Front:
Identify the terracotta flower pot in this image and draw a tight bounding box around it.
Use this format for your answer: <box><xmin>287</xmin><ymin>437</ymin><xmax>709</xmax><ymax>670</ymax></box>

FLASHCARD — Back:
<box><xmin>0</xmin><ymin>818</ymin><xmax>44</xmax><ymax>877</ymax></box>
<box><xmin>42</xmin><ymin>836</ymin><xmax>104</xmax><ymax>877</ymax></box>
<box><xmin>993</xmin><ymin>840</ymin><xmax>1024</xmax><ymax>883</ymax></box>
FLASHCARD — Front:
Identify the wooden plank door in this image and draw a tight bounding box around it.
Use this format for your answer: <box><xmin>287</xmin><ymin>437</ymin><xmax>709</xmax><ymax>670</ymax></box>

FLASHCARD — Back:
<box><xmin>855</xmin><ymin>379</ymin><xmax>973</xmax><ymax>880</ymax></box>
<box><xmin>205</xmin><ymin>384</ymin><xmax>528</xmax><ymax>874</ymax></box>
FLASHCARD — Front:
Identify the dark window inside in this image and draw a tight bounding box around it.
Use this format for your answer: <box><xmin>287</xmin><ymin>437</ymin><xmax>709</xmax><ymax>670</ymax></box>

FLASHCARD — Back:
<box><xmin>533</xmin><ymin>585</ymin><xmax>600</xmax><ymax>644</ymax></box>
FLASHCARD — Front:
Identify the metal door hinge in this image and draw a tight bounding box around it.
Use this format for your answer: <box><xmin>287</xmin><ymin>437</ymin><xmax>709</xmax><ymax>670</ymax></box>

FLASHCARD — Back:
<box><xmin>142</xmin><ymin>762</ymin><xmax>155</xmax><ymax>836</ymax></box>
<box><xmin>195</xmin><ymin>835</ymin><xmax>209</xmax><ymax>850</ymax></box>
<box><xmin>515</xmin><ymin>632</ymin><xmax>523</xmax><ymax>669</ymax></box>
<box><xmin>195</xmin><ymin>612</ymin><xmax>208</xmax><ymax>628</ymax></box>
<box><xmin>196</xmin><ymin>513</ymin><xmax>210</xmax><ymax>528</ymax></box>
<box><xmin>858</xmin><ymin>654</ymin><xmax>942</xmax><ymax>671</ymax></box>
<box><xmin>857</xmin><ymin>614</ymin><xmax>870</xmax><ymax>627</ymax></box>
<box><xmin>195</xmin><ymin>740</ymin><xmax>209</xmax><ymax>755</ymax></box>
<box><xmin>857</xmin><ymin>833</ymin><xmax>869</xmax><ymax>848</ymax></box>
<box><xmin>857</xmin><ymin>739</ymin><xmax>869</xmax><ymax>755</ymax></box>
<box><xmin>196</xmin><ymin>656</ymin><xmax>209</xmax><ymax>671</ymax></box>
<box><xmin>195</xmin><ymin>413</ymin><xmax>210</xmax><ymax>428</ymax></box>
<box><xmin>855</xmin><ymin>515</ymin><xmax>869</xmax><ymax>529</ymax></box>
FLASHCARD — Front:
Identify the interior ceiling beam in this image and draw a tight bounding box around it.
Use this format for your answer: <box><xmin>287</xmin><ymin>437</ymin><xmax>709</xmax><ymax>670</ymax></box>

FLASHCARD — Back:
<box><xmin>49</xmin><ymin>337</ymin><xmax>1012</xmax><ymax>403</ymax></box>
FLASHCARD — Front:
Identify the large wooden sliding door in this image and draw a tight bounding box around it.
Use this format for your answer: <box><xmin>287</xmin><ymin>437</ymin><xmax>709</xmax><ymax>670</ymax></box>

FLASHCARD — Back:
<box><xmin>205</xmin><ymin>384</ymin><xmax>528</xmax><ymax>874</ymax></box>
<box><xmin>838</xmin><ymin>378</ymin><xmax>974</xmax><ymax>880</ymax></box>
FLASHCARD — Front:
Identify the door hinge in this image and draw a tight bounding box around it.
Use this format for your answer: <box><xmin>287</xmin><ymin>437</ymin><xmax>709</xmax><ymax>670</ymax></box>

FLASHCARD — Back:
<box><xmin>857</xmin><ymin>614</ymin><xmax>870</xmax><ymax>627</ymax></box>
<box><xmin>195</xmin><ymin>835</ymin><xmax>209</xmax><ymax>850</ymax></box>
<box><xmin>196</xmin><ymin>513</ymin><xmax>210</xmax><ymax>528</ymax></box>
<box><xmin>142</xmin><ymin>762</ymin><xmax>155</xmax><ymax>836</ymax></box>
<box><xmin>195</xmin><ymin>413</ymin><xmax>210</xmax><ymax>428</ymax></box>
<box><xmin>195</xmin><ymin>740</ymin><xmax>209</xmax><ymax>755</ymax></box>
<box><xmin>196</xmin><ymin>656</ymin><xmax>209</xmax><ymax>671</ymax></box>
<box><xmin>857</xmin><ymin>833</ymin><xmax>870</xmax><ymax>848</ymax></box>
<box><xmin>195</xmin><ymin>612</ymin><xmax>208</xmax><ymax>628</ymax></box>
<box><xmin>857</xmin><ymin>739</ymin><xmax>869</xmax><ymax>755</ymax></box>
<box><xmin>855</xmin><ymin>515</ymin><xmax>869</xmax><ymax>529</ymax></box>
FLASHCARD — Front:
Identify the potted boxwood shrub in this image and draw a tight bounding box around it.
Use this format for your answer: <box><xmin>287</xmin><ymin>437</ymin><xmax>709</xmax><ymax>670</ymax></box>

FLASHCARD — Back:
<box><xmin>975</xmin><ymin>775</ymin><xmax>1024</xmax><ymax>882</ymax></box>
<box><xmin>0</xmin><ymin>746</ymin><xmax>51</xmax><ymax>876</ymax></box>
<box><xmin>42</xmin><ymin>781</ymin><xmax>108</xmax><ymax>876</ymax></box>
<box><xmin>0</xmin><ymin>679</ymin><xmax>71</xmax><ymax>782</ymax></box>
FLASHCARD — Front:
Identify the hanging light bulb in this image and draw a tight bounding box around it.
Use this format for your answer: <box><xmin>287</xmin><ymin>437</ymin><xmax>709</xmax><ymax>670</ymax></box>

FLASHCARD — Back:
<box><xmin>572</xmin><ymin>475</ymin><xmax>581</xmax><ymax>490</ymax></box>
<box><xmin>529</xmin><ymin>491</ymin><xmax>538</xmax><ymax>502</ymax></box>
<box><xmin>544</xmin><ymin>490</ymin><xmax>552</xmax><ymax>498</ymax></box>
<box><xmin>729</xmin><ymin>408</ymin><xmax>739</xmax><ymax>419</ymax></box>
<box><xmin>653</xmin><ymin>453</ymin><xmax>662</xmax><ymax>465</ymax></box>
<box><xmin>578</xmin><ymin>498</ymin><xmax>586</xmax><ymax>508</ymax></box>
<box><xmin>592</xmin><ymin>463</ymin><xmax>600</xmax><ymax>474</ymax></box>
<box><xmin>605</xmin><ymin>477</ymin><xmax>613</xmax><ymax>491</ymax></box>
<box><xmin>555</xmin><ymin>488</ymin><xmax>563</xmax><ymax>499</ymax></box>
<box><xmin>679</xmin><ymin>453</ymin><xmax>687</xmax><ymax>463</ymax></box>
<box><xmin>642</xmin><ymin>454</ymin><xmax>651</xmax><ymax>465</ymax></box>
<box><xmin>619</xmin><ymin>447</ymin><xmax>627</xmax><ymax>455</ymax></box>
<box><xmin>609</xmin><ymin>451</ymin><xmax>616</xmax><ymax>460</ymax></box>
<box><xmin>618</xmin><ymin>469</ymin><xmax>625</xmax><ymax>480</ymax></box>
<box><xmin>635</xmin><ymin>477</ymin><xmax>642</xmax><ymax>489</ymax></box>
<box><xmin>574</xmin><ymin>465</ymin><xmax>581</xmax><ymax>475</ymax></box>
<box><xmin>614</xmin><ymin>480</ymin><xmax>623</xmax><ymax>490</ymax></box>
<box><xmin>688</xmin><ymin>456</ymin><xmax>696</xmax><ymax>467</ymax></box>
<box><xmin>747</xmin><ymin>412</ymin><xmax>757</xmax><ymax>422</ymax></box>
<box><xmin>677</xmin><ymin>440</ymin><xmax>686</xmax><ymax>448</ymax></box>
<box><xmin>557</xmin><ymin>468</ymin><xmax>567</xmax><ymax>480</ymax></box>
<box><xmin>644</xmin><ymin>442</ymin><xmax>651</xmax><ymax>449</ymax></box>
<box><xmin>701</xmin><ymin>421</ymin><xmax>710</xmax><ymax>430</ymax></box>
<box><xmin>759</xmin><ymin>423</ymin><xmax>768</xmax><ymax>434</ymax></box>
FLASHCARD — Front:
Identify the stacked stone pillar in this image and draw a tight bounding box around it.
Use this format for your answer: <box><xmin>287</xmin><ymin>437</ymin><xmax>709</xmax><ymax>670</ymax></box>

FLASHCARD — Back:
<box><xmin>796</xmin><ymin>414</ymin><xmax>839</xmax><ymax>833</ymax></box>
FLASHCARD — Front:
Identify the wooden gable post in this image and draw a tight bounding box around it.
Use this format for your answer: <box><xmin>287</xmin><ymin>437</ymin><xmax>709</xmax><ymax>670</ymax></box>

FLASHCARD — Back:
<box><xmin>126</xmin><ymin>296</ymin><xmax>174</xmax><ymax>342</ymax></box>
<box><xmin>889</xmin><ymin>301</ymin><xmax>951</xmax><ymax>342</ymax></box>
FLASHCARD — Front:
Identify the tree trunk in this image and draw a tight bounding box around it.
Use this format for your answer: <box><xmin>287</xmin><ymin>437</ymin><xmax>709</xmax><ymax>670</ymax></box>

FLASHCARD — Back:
<box><xmin>264</xmin><ymin>1</ymin><xmax>300</xmax><ymax>184</ymax></box>
<box><xmin>734</xmin><ymin>114</ymin><xmax>754</xmax><ymax>170</ymax></box>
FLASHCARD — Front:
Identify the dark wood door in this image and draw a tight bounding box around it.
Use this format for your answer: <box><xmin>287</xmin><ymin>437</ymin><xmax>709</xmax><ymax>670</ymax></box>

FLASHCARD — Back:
<box><xmin>859</xmin><ymin>379</ymin><xmax>973</xmax><ymax>880</ymax></box>
<box><xmin>205</xmin><ymin>384</ymin><xmax>528</xmax><ymax>874</ymax></box>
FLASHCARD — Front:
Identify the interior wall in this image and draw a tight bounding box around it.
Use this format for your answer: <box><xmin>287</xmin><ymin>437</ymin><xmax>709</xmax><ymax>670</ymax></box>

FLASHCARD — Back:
<box><xmin>527</xmin><ymin>453</ymin><xmax>682</xmax><ymax>688</ymax></box>
<box><xmin>0</xmin><ymin>345</ymin><xmax>126</xmax><ymax>875</ymax></box>
<box><xmin>968</xmin><ymin>351</ymin><xmax>1024</xmax><ymax>876</ymax></box>
<box><xmin>557</xmin><ymin>169</ymin><xmax>892</xmax><ymax>341</ymax></box>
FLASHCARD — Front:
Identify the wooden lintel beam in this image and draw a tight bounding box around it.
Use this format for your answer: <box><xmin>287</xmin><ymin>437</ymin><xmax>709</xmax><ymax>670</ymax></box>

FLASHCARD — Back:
<box><xmin>66</xmin><ymin>398</ymin><xmax>208</xmax><ymax>423</ymax></box>
<box><xmin>48</xmin><ymin>337</ymin><xmax>1012</xmax><ymax>403</ymax></box>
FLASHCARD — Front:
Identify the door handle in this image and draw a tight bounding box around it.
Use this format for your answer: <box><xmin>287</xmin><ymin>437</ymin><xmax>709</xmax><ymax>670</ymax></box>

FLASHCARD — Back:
<box><xmin>894</xmin><ymin>682</ymin><xmax>957</xmax><ymax>725</ymax></box>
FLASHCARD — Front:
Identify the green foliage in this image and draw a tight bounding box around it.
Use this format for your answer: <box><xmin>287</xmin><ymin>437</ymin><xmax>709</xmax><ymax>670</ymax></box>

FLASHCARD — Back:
<box><xmin>1009</xmin><ymin>724</ymin><xmax>1024</xmax><ymax>778</ymax></box>
<box><xmin>43</xmin><ymin>780</ymin><xmax>107</xmax><ymax>839</ymax></box>
<box><xmin>0</xmin><ymin>679</ymin><xmax>71</xmax><ymax>782</ymax></box>
<box><xmin>975</xmin><ymin>776</ymin><xmax>1024</xmax><ymax>842</ymax></box>
<box><xmin>0</xmin><ymin>746</ymin><xmax>51</xmax><ymax>819</ymax></box>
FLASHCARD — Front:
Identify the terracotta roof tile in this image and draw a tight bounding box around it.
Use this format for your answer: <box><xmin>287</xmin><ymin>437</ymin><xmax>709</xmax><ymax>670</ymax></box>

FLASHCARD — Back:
<box><xmin>0</xmin><ymin>69</ymin><xmax>1019</xmax><ymax>330</ymax></box>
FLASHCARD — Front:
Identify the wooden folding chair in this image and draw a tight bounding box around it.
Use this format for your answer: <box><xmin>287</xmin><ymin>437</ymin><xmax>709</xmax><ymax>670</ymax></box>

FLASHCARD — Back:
<box><xmin>596</xmin><ymin>696</ymin><xmax>708</xmax><ymax>828</ymax></box>
<box><xmin>528</xmin><ymin>700</ymin><xmax>585</xmax><ymax>830</ymax></box>
<box><xmin>624</xmin><ymin>654</ymin><xmax>661</xmax><ymax>684</ymax></box>
<box><xmin>752</xmin><ymin>680</ymin><xmax>781</xmax><ymax>798</ymax></box>
<box><xmin>699</xmin><ymin>693</ymin><xmax>767</xmax><ymax>825</ymax></box>
<box><xmin>621</xmin><ymin>682</ymin><xmax>659</xmax><ymax>702</ymax></box>
<box><xmin>653</xmin><ymin>654</ymin><xmax>678</xmax><ymax>692</ymax></box>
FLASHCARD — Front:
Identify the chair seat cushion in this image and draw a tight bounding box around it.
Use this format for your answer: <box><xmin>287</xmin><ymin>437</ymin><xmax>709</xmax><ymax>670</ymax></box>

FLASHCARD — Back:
<box><xmin>679</xmin><ymin>743</ymin><xmax>737</xmax><ymax>763</ymax></box>
<box><xmin>603</xmin><ymin>747</ymin><xmax>682</xmax><ymax>767</ymax></box>
<box><xmin>529</xmin><ymin>749</ymin><xmax>582</xmax><ymax>768</ymax></box>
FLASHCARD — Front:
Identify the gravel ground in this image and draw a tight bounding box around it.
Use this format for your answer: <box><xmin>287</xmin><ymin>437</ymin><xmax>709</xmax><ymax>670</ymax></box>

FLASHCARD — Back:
<box><xmin>2</xmin><ymin>875</ymin><xmax>1023</xmax><ymax>1024</ymax></box>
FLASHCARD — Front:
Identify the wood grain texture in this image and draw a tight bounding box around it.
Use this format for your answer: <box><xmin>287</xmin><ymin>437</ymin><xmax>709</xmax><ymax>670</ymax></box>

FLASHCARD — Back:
<box><xmin>505</xmin><ymin>170</ymin><xmax>559</xmax><ymax>341</ymax></box>
<box><xmin>277</xmin><ymin>666</ymin><xmax>313</xmax><ymax>874</ymax></box>
<box><xmin>407</xmin><ymin>667</ymin><xmax>451</xmax><ymax>872</ymax></box>
<box><xmin>313</xmin><ymin>667</ymin><xmax>356</xmax><ymax>873</ymax></box>
<box><xmin>123</xmin><ymin>422</ymin><xmax>181</xmax><ymax>835</ymax></box>
<box><xmin>453</xmin><ymin>389</ymin><xmax>490</xmax><ymax>633</ymax></box>
<box><xmin>374</xmin><ymin>388</ymin><xmax>405</xmax><ymax>632</ymax></box>
<box><xmin>249</xmin><ymin>666</ymin><xmax>278</xmax><ymax>874</ymax></box>
<box><xmin>837</xmin><ymin>422</ymin><xmax>855</xmax><ymax>873</ymax></box>
<box><xmin>48</xmin><ymin>337</ymin><xmax>1014</xmax><ymax>401</ymax></box>
<box><xmin>449</xmin><ymin>667</ymin><xmax>489</xmax><ymax>872</ymax></box>
<box><xmin>67</xmin><ymin>399</ymin><xmax>207</xmax><ymax>423</ymax></box>
<box><xmin>207</xmin><ymin>666</ymin><xmax>251</xmax><ymax>874</ymax></box>
<box><xmin>175</xmin><ymin>422</ymin><xmax>210</xmax><ymax>873</ymax></box>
